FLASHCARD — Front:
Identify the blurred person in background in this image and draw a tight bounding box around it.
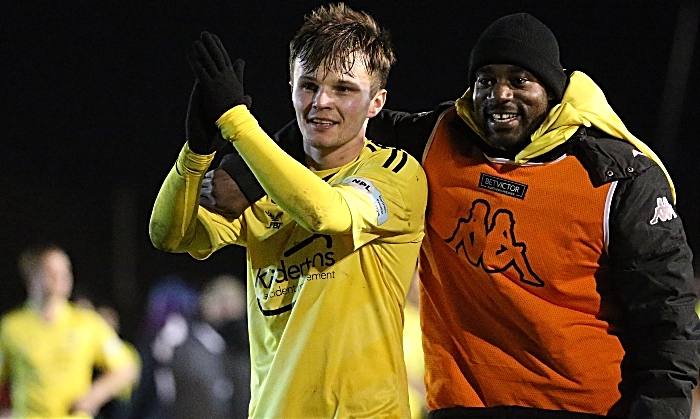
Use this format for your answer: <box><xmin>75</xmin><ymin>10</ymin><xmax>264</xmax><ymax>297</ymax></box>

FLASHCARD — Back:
<box><xmin>0</xmin><ymin>244</ymin><xmax>138</xmax><ymax>418</ymax></box>
<box><xmin>170</xmin><ymin>274</ymin><xmax>249</xmax><ymax>419</ymax></box>
<box><xmin>128</xmin><ymin>276</ymin><xmax>199</xmax><ymax>419</ymax></box>
<box><xmin>128</xmin><ymin>274</ymin><xmax>249</xmax><ymax>419</ymax></box>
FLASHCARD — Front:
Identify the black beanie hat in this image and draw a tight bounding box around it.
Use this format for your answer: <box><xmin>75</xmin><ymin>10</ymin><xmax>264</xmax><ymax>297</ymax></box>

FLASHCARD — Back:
<box><xmin>468</xmin><ymin>13</ymin><xmax>567</xmax><ymax>101</ymax></box>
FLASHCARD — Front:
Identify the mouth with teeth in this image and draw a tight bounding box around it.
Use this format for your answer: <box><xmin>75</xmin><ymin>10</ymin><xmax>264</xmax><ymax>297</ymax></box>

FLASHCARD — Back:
<box><xmin>308</xmin><ymin>117</ymin><xmax>338</xmax><ymax>129</ymax></box>
<box><xmin>489</xmin><ymin>112</ymin><xmax>519</xmax><ymax>125</ymax></box>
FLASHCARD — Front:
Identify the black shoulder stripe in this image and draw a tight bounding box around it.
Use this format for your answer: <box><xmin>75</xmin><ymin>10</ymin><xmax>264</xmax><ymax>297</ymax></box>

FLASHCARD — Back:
<box><xmin>392</xmin><ymin>151</ymin><xmax>408</xmax><ymax>173</ymax></box>
<box><xmin>366</xmin><ymin>143</ymin><xmax>377</xmax><ymax>152</ymax></box>
<box><xmin>382</xmin><ymin>148</ymin><xmax>398</xmax><ymax>168</ymax></box>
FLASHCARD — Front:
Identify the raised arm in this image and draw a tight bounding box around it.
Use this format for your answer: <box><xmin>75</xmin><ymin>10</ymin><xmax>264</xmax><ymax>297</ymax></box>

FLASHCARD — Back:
<box><xmin>205</xmin><ymin>100</ymin><xmax>450</xmax><ymax>219</ymax></box>
<box><xmin>149</xmin><ymin>143</ymin><xmax>245</xmax><ymax>258</ymax></box>
<box><xmin>149</xmin><ymin>35</ymin><xmax>248</xmax><ymax>258</ymax></box>
<box><xmin>189</xmin><ymin>32</ymin><xmax>354</xmax><ymax>233</ymax></box>
<box><xmin>200</xmin><ymin>119</ymin><xmax>304</xmax><ymax>219</ymax></box>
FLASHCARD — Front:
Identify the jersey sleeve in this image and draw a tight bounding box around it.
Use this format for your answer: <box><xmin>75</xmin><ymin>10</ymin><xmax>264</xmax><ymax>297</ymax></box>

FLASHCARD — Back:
<box><xmin>334</xmin><ymin>147</ymin><xmax>427</xmax><ymax>249</ymax></box>
<box><xmin>149</xmin><ymin>143</ymin><xmax>247</xmax><ymax>260</ymax></box>
<box><xmin>89</xmin><ymin>315</ymin><xmax>135</xmax><ymax>373</ymax></box>
<box><xmin>217</xmin><ymin>119</ymin><xmax>306</xmax><ymax>205</ymax></box>
<box><xmin>217</xmin><ymin>106</ymin><xmax>354</xmax><ymax>234</ymax></box>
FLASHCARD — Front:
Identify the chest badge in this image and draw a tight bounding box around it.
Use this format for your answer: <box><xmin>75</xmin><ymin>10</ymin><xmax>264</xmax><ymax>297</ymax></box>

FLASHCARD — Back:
<box><xmin>265</xmin><ymin>211</ymin><xmax>283</xmax><ymax>229</ymax></box>
<box><xmin>478</xmin><ymin>173</ymin><xmax>528</xmax><ymax>199</ymax></box>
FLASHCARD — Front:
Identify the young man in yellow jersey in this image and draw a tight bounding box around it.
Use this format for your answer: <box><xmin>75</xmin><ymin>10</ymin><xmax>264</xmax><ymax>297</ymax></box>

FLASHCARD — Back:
<box><xmin>0</xmin><ymin>244</ymin><xmax>139</xmax><ymax>418</ymax></box>
<box><xmin>149</xmin><ymin>4</ymin><xmax>427</xmax><ymax>418</ymax></box>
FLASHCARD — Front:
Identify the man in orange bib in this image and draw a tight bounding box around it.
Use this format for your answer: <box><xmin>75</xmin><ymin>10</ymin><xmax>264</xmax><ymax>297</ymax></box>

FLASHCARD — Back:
<box><xmin>206</xmin><ymin>12</ymin><xmax>700</xmax><ymax>419</ymax></box>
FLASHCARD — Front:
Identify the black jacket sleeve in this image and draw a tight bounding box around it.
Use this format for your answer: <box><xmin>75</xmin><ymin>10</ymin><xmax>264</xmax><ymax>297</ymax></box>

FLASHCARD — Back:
<box><xmin>607</xmin><ymin>158</ymin><xmax>700</xmax><ymax>418</ymax></box>
<box><xmin>217</xmin><ymin>119</ymin><xmax>303</xmax><ymax>204</ymax></box>
<box><xmin>366</xmin><ymin>102</ymin><xmax>453</xmax><ymax>161</ymax></box>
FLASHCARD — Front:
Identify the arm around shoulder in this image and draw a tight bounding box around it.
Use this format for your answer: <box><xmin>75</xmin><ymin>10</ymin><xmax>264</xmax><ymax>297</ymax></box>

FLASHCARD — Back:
<box><xmin>367</xmin><ymin>102</ymin><xmax>453</xmax><ymax>160</ymax></box>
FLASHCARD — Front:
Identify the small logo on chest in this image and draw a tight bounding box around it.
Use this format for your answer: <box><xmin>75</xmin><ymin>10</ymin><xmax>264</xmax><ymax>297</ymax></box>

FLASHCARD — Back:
<box><xmin>478</xmin><ymin>173</ymin><xmax>528</xmax><ymax>199</ymax></box>
<box><xmin>265</xmin><ymin>211</ymin><xmax>283</xmax><ymax>229</ymax></box>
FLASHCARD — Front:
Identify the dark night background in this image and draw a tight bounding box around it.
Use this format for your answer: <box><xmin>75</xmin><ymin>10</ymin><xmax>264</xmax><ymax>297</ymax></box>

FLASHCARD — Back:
<box><xmin>1</xmin><ymin>0</ymin><xmax>698</xmax><ymax>342</ymax></box>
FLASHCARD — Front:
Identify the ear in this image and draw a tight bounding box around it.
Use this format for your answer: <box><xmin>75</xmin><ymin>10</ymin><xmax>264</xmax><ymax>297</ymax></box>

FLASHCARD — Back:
<box><xmin>366</xmin><ymin>89</ymin><xmax>387</xmax><ymax>118</ymax></box>
<box><xmin>289</xmin><ymin>80</ymin><xmax>293</xmax><ymax>94</ymax></box>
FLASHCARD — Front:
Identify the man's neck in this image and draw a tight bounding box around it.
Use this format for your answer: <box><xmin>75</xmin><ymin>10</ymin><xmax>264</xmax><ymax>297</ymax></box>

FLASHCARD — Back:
<box><xmin>29</xmin><ymin>296</ymin><xmax>68</xmax><ymax>322</ymax></box>
<box><xmin>304</xmin><ymin>137</ymin><xmax>365</xmax><ymax>171</ymax></box>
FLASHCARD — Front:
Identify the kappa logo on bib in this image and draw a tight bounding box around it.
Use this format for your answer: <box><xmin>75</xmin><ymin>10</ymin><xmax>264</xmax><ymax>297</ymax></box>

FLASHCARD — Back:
<box><xmin>446</xmin><ymin>199</ymin><xmax>544</xmax><ymax>287</ymax></box>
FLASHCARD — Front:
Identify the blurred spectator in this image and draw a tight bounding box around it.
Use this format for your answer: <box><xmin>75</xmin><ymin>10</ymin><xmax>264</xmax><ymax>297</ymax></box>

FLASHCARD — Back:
<box><xmin>0</xmin><ymin>244</ymin><xmax>139</xmax><ymax>418</ymax></box>
<box><xmin>128</xmin><ymin>274</ymin><xmax>249</xmax><ymax>419</ymax></box>
<box><xmin>128</xmin><ymin>276</ymin><xmax>199</xmax><ymax>419</ymax></box>
<box><xmin>170</xmin><ymin>275</ymin><xmax>249</xmax><ymax>419</ymax></box>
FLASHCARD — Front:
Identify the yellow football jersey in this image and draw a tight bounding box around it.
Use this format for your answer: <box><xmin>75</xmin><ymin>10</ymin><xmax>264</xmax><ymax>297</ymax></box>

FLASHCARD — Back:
<box><xmin>241</xmin><ymin>143</ymin><xmax>425</xmax><ymax>418</ymax></box>
<box><xmin>150</xmin><ymin>110</ymin><xmax>428</xmax><ymax>417</ymax></box>
<box><xmin>0</xmin><ymin>303</ymin><xmax>135</xmax><ymax>418</ymax></box>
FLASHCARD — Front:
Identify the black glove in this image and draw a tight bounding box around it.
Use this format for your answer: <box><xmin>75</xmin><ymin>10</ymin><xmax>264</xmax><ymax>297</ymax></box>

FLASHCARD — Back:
<box><xmin>185</xmin><ymin>81</ymin><xmax>226</xmax><ymax>154</ymax></box>
<box><xmin>187</xmin><ymin>32</ymin><xmax>251</xmax><ymax>124</ymax></box>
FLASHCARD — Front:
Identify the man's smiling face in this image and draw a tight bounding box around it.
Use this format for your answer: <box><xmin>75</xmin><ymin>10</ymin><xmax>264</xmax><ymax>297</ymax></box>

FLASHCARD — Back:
<box><xmin>472</xmin><ymin>64</ymin><xmax>552</xmax><ymax>155</ymax></box>
<box><xmin>291</xmin><ymin>55</ymin><xmax>384</xmax><ymax>154</ymax></box>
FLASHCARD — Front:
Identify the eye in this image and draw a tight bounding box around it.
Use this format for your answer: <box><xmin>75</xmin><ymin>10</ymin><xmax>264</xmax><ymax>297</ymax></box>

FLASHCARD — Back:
<box><xmin>300</xmin><ymin>82</ymin><xmax>317</xmax><ymax>91</ymax></box>
<box><xmin>512</xmin><ymin>77</ymin><xmax>528</xmax><ymax>87</ymax></box>
<box><xmin>476</xmin><ymin>77</ymin><xmax>493</xmax><ymax>87</ymax></box>
<box><xmin>335</xmin><ymin>85</ymin><xmax>356</xmax><ymax>93</ymax></box>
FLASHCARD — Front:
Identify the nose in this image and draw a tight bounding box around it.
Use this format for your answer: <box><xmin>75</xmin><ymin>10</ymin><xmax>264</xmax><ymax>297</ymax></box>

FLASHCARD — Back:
<box><xmin>312</xmin><ymin>87</ymin><xmax>332</xmax><ymax>108</ymax></box>
<box><xmin>490</xmin><ymin>81</ymin><xmax>513</xmax><ymax>103</ymax></box>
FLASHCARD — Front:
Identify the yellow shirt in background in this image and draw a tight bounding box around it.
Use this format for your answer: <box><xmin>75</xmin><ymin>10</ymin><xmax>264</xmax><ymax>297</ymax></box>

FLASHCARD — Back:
<box><xmin>0</xmin><ymin>303</ymin><xmax>134</xmax><ymax>418</ymax></box>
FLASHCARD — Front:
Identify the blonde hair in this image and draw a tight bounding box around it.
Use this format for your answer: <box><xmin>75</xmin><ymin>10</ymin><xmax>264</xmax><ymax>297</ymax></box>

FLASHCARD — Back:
<box><xmin>289</xmin><ymin>3</ymin><xmax>395</xmax><ymax>94</ymax></box>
